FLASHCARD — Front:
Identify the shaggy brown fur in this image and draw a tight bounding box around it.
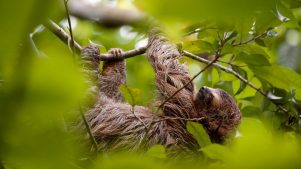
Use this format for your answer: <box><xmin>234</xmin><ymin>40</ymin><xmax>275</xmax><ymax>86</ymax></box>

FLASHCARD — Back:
<box><xmin>80</xmin><ymin>32</ymin><xmax>241</xmax><ymax>154</ymax></box>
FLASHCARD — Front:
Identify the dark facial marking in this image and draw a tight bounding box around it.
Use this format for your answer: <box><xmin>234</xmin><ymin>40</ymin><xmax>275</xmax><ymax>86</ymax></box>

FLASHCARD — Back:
<box><xmin>197</xmin><ymin>86</ymin><xmax>213</xmax><ymax>106</ymax></box>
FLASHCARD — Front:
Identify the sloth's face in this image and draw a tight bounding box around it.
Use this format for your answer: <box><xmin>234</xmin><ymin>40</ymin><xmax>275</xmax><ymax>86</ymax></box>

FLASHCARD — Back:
<box><xmin>193</xmin><ymin>86</ymin><xmax>241</xmax><ymax>142</ymax></box>
<box><xmin>194</xmin><ymin>86</ymin><xmax>233</xmax><ymax>109</ymax></box>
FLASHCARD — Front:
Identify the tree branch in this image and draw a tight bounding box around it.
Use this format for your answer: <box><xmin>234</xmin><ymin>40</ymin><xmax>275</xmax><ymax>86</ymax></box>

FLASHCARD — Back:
<box><xmin>184</xmin><ymin>51</ymin><xmax>266</xmax><ymax>95</ymax></box>
<box><xmin>44</xmin><ymin>20</ymin><xmax>82</xmax><ymax>54</ymax></box>
<box><xmin>44</xmin><ymin>20</ymin><xmax>146</xmax><ymax>60</ymax></box>
<box><xmin>96</xmin><ymin>47</ymin><xmax>146</xmax><ymax>61</ymax></box>
<box><xmin>43</xmin><ymin>25</ymin><xmax>138</xmax><ymax>62</ymax></box>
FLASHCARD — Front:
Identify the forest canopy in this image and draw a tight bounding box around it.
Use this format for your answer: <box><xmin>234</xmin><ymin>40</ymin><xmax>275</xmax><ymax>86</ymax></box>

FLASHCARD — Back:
<box><xmin>1</xmin><ymin>0</ymin><xmax>301</xmax><ymax>169</ymax></box>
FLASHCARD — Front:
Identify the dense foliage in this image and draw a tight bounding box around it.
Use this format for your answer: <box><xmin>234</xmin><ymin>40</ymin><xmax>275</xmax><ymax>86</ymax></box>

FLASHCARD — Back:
<box><xmin>1</xmin><ymin>0</ymin><xmax>301</xmax><ymax>169</ymax></box>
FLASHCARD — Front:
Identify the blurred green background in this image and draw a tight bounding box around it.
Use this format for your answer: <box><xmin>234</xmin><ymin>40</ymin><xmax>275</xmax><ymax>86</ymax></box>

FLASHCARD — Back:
<box><xmin>1</xmin><ymin>0</ymin><xmax>301</xmax><ymax>169</ymax></box>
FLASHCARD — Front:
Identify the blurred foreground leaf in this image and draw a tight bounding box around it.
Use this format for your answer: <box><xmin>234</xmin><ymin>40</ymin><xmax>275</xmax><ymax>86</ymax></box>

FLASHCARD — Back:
<box><xmin>187</xmin><ymin>122</ymin><xmax>211</xmax><ymax>147</ymax></box>
<box><xmin>201</xmin><ymin>144</ymin><xmax>230</xmax><ymax>161</ymax></box>
<box><xmin>147</xmin><ymin>145</ymin><xmax>166</xmax><ymax>159</ymax></box>
<box><xmin>119</xmin><ymin>84</ymin><xmax>142</xmax><ymax>105</ymax></box>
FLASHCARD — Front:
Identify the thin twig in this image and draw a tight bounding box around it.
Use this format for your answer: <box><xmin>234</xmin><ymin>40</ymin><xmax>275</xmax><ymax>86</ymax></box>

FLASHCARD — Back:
<box><xmin>63</xmin><ymin>0</ymin><xmax>76</xmax><ymax>54</ymax></box>
<box><xmin>217</xmin><ymin>60</ymin><xmax>246</xmax><ymax>68</ymax></box>
<box><xmin>79</xmin><ymin>106</ymin><xmax>99</xmax><ymax>153</ymax></box>
<box><xmin>124</xmin><ymin>85</ymin><xmax>147</xmax><ymax>129</ymax></box>
<box><xmin>122</xmin><ymin>86</ymin><xmax>148</xmax><ymax>147</ymax></box>
<box><xmin>232</xmin><ymin>32</ymin><xmax>267</xmax><ymax>46</ymax></box>
<box><xmin>151</xmin><ymin>117</ymin><xmax>205</xmax><ymax>124</ymax></box>
<box><xmin>184</xmin><ymin>51</ymin><xmax>265</xmax><ymax>94</ymax></box>
<box><xmin>44</xmin><ymin>20</ymin><xmax>82</xmax><ymax>53</ymax></box>
<box><xmin>62</xmin><ymin>1</ymin><xmax>98</xmax><ymax>153</ymax></box>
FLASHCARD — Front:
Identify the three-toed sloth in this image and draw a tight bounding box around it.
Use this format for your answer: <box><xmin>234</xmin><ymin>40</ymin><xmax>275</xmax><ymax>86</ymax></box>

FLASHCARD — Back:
<box><xmin>80</xmin><ymin>32</ymin><xmax>241</xmax><ymax>155</ymax></box>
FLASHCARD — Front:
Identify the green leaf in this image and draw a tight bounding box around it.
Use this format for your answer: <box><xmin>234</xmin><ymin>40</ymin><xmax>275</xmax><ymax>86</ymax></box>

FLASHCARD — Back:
<box><xmin>241</xmin><ymin>106</ymin><xmax>261</xmax><ymax>117</ymax></box>
<box><xmin>239</xmin><ymin>118</ymin><xmax>268</xmax><ymax>136</ymax></box>
<box><xmin>232</xmin><ymin>66</ymin><xmax>248</xmax><ymax>95</ymax></box>
<box><xmin>224</xmin><ymin>31</ymin><xmax>238</xmax><ymax>43</ymax></box>
<box><xmin>146</xmin><ymin>145</ymin><xmax>166</xmax><ymax>159</ymax></box>
<box><xmin>255</xmin><ymin>13</ymin><xmax>281</xmax><ymax>33</ymax></box>
<box><xmin>199</xmin><ymin>69</ymin><xmax>213</xmax><ymax>87</ymax></box>
<box><xmin>214</xmin><ymin>81</ymin><xmax>234</xmax><ymax>95</ymax></box>
<box><xmin>276</xmin><ymin>5</ymin><xmax>290</xmax><ymax>22</ymax></box>
<box><xmin>276</xmin><ymin>2</ymin><xmax>295</xmax><ymax>23</ymax></box>
<box><xmin>255</xmin><ymin>39</ymin><xmax>266</xmax><ymax>47</ymax></box>
<box><xmin>250</xmin><ymin>65</ymin><xmax>301</xmax><ymax>100</ymax></box>
<box><xmin>194</xmin><ymin>40</ymin><xmax>214</xmax><ymax>52</ymax></box>
<box><xmin>187</xmin><ymin>122</ymin><xmax>211</xmax><ymax>147</ymax></box>
<box><xmin>197</xmin><ymin>29</ymin><xmax>209</xmax><ymax>39</ymax></box>
<box><xmin>236</xmin><ymin>52</ymin><xmax>271</xmax><ymax>66</ymax></box>
<box><xmin>201</xmin><ymin>144</ymin><xmax>230</xmax><ymax>161</ymax></box>
<box><xmin>221</xmin><ymin>43</ymin><xmax>234</xmax><ymax>55</ymax></box>
<box><xmin>267</xmin><ymin>92</ymin><xmax>284</xmax><ymax>103</ymax></box>
<box><xmin>119</xmin><ymin>85</ymin><xmax>141</xmax><ymax>105</ymax></box>
<box><xmin>0</xmin><ymin>0</ymin><xmax>57</xmax><ymax>78</ymax></box>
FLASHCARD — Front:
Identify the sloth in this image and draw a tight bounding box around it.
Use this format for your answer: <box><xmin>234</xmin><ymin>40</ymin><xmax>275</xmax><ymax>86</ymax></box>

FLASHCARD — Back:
<box><xmin>80</xmin><ymin>32</ymin><xmax>241</xmax><ymax>155</ymax></box>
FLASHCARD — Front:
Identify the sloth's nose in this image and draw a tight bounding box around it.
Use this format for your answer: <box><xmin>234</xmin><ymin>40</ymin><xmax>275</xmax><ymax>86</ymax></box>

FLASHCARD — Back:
<box><xmin>199</xmin><ymin>86</ymin><xmax>207</xmax><ymax>92</ymax></box>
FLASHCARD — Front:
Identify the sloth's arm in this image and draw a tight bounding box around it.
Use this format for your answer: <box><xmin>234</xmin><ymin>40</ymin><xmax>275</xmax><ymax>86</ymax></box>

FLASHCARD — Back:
<box><xmin>99</xmin><ymin>48</ymin><xmax>126</xmax><ymax>103</ymax></box>
<box><xmin>146</xmin><ymin>32</ymin><xmax>195</xmax><ymax>118</ymax></box>
<box><xmin>81</xmin><ymin>46</ymin><xmax>126</xmax><ymax>103</ymax></box>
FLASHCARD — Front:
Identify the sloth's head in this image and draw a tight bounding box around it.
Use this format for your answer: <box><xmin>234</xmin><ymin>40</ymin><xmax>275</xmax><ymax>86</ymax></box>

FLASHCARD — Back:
<box><xmin>193</xmin><ymin>86</ymin><xmax>241</xmax><ymax>142</ymax></box>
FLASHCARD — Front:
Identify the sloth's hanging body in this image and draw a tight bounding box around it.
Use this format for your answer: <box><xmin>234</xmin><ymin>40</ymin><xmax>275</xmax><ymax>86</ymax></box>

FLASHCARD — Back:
<box><xmin>80</xmin><ymin>31</ymin><xmax>241</xmax><ymax>155</ymax></box>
